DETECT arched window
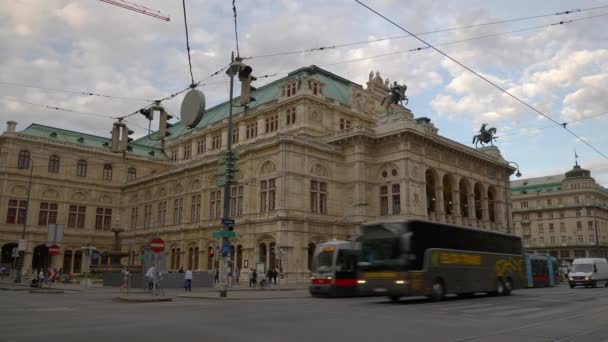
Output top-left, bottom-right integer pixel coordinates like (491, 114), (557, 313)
(48, 155), (60, 173)
(103, 164), (112, 180)
(236, 245), (243, 270)
(127, 167), (136, 182)
(17, 150), (30, 169)
(459, 179), (469, 218)
(76, 160), (87, 177)
(474, 183), (483, 220)
(194, 247), (199, 270)
(425, 170), (436, 215)
(443, 174), (454, 215)
(488, 186), (496, 222)
(307, 243), (316, 271)
(259, 243), (267, 265)
(269, 242), (276, 270)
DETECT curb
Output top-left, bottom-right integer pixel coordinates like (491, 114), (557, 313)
(177, 295), (311, 301)
(29, 289), (65, 294)
(116, 296), (173, 303)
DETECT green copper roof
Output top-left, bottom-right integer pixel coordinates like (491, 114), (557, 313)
(17, 124), (168, 160)
(133, 65), (356, 147)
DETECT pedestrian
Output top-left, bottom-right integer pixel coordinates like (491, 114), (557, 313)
(249, 269), (254, 287)
(145, 266), (156, 291)
(214, 269), (219, 285)
(38, 269), (44, 288)
(267, 269), (273, 286)
(235, 268), (240, 285)
(273, 269), (278, 285)
(178, 266), (184, 273)
(58, 268), (64, 282)
(184, 269), (193, 292)
(121, 267), (130, 290)
(252, 269), (257, 287)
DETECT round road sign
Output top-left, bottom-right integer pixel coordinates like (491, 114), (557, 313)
(49, 244), (61, 256)
(150, 238), (165, 253)
(180, 89), (205, 128)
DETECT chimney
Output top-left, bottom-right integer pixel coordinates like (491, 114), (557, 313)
(6, 121), (17, 135)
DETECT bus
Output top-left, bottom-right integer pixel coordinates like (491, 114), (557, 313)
(309, 240), (359, 297)
(524, 253), (560, 287)
(357, 220), (525, 302)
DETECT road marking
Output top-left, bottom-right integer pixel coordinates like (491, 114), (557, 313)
(463, 305), (516, 314)
(493, 307), (542, 316)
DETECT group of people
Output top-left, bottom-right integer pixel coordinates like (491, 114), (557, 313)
(248, 268), (280, 288)
(213, 268), (241, 287)
(30, 268), (63, 288)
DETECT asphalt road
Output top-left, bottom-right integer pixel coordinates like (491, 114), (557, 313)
(2, 285), (608, 342)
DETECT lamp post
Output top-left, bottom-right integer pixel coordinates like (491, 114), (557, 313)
(14, 157), (34, 283)
(504, 161), (522, 235)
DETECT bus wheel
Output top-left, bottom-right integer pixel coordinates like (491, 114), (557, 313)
(569, 284), (575, 289)
(592, 281), (597, 288)
(492, 279), (505, 296)
(389, 296), (400, 302)
(430, 280), (445, 301)
(503, 278), (513, 296)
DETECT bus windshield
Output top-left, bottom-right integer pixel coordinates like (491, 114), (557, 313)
(572, 264), (593, 273)
(314, 251), (334, 273)
(360, 238), (404, 270)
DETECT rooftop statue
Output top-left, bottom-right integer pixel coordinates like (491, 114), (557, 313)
(381, 81), (409, 111)
(472, 123), (497, 148)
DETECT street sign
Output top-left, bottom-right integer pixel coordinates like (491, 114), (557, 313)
(18, 239), (26, 251)
(222, 219), (235, 225)
(47, 224), (64, 246)
(212, 231), (236, 239)
(150, 238), (165, 253)
(221, 244), (230, 256)
(11, 247), (18, 258)
(49, 244), (61, 256)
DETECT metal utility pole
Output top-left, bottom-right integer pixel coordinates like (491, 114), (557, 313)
(15, 157), (33, 283)
(219, 52), (242, 297)
(505, 161), (521, 235)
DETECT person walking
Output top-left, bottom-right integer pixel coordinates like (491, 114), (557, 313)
(214, 269), (219, 286)
(272, 269), (278, 285)
(145, 266), (156, 291)
(266, 269), (273, 287)
(235, 268), (240, 285)
(184, 269), (193, 292)
(252, 269), (257, 288)
(38, 269), (44, 288)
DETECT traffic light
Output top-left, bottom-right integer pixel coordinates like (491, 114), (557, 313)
(228, 225), (234, 232)
(139, 108), (153, 120)
(127, 129), (134, 143)
(238, 65), (257, 106)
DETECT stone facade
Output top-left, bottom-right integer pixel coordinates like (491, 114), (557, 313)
(0, 66), (515, 276)
(511, 164), (608, 261)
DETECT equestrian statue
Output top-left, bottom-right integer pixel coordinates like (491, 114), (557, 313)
(472, 123), (497, 148)
(381, 81), (409, 111)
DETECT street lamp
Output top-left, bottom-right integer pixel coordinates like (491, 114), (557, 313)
(504, 161), (522, 235)
(14, 157), (34, 283)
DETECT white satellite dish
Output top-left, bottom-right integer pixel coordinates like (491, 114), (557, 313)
(181, 89), (206, 128)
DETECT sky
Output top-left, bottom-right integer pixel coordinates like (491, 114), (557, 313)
(1, 0), (608, 185)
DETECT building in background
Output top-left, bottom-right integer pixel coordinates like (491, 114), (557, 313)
(0, 66), (515, 277)
(511, 163), (608, 261)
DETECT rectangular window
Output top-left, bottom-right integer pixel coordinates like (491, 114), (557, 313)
(191, 194), (201, 223)
(575, 196), (580, 204)
(547, 199), (552, 206)
(260, 179), (276, 212)
(576, 210), (581, 217)
(578, 235), (583, 243)
(211, 134), (221, 150)
(310, 180), (327, 214)
(521, 201), (528, 209)
(286, 82), (297, 97)
(158, 201), (167, 226)
(588, 221), (594, 231)
(143, 204), (152, 229)
(312, 82), (318, 95)
(197, 138), (206, 154)
(537, 212), (542, 219)
(173, 198), (183, 225)
(38, 202), (58, 226)
(540, 236), (545, 244)
(549, 223), (554, 233)
(68, 205), (86, 229)
(560, 211), (565, 218)
(209, 190), (221, 220)
(392, 184), (401, 215)
(130, 207), (138, 230)
(550, 236), (555, 244)
(560, 222), (566, 232)
(590, 235), (595, 242)
(286, 107), (296, 125)
(232, 127), (240, 144)
(586, 209), (592, 216)
(6, 199), (27, 225)
(562, 236), (567, 244)
(558, 198), (563, 205)
(246, 122), (258, 139)
(538, 223), (544, 233)
(265, 114), (278, 133)
(380, 186), (388, 216)
(577, 221), (582, 231)
(339, 118), (351, 130)
(171, 150), (178, 161)
(95, 208), (112, 230)
(230, 185), (244, 217)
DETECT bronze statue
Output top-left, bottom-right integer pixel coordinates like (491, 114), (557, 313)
(381, 81), (409, 110)
(472, 123), (497, 147)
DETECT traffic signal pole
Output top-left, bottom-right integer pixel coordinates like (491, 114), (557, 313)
(220, 52), (241, 297)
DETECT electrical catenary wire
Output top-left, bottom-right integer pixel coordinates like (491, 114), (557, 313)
(242, 5), (608, 60)
(0, 97), (116, 120)
(354, 0), (608, 161)
(497, 112), (608, 138)
(181, 0), (195, 86)
(0, 81), (154, 102)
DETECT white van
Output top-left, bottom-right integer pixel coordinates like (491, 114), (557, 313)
(568, 258), (608, 288)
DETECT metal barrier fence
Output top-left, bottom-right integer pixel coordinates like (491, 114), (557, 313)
(103, 271), (213, 289)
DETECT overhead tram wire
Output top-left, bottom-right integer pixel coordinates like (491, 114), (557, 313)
(233, 0), (241, 57)
(0, 97), (115, 120)
(242, 4), (608, 61)
(498, 112), (608, 139)
(354, 0), (608, 161)
(0, 81), (154, 102)
(182, 0), (195, 87)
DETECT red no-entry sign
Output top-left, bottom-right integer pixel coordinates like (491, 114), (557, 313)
(150, 238), (165, 253)
(49, 244), (61, 256)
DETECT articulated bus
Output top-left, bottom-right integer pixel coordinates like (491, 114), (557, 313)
(310, 240), (359, 297)
(357, 220), (525, 302)
(524, 253), (560, 287)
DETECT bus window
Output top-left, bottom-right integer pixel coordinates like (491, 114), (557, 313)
(314, 250), (334, 273)
(336, 250), (357, 272)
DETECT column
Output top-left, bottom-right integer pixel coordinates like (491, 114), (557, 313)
(452, 184), (461, 226)
(435, 185), (445, 222)
(70, 253), (75, 274)
(482, 194), (490, 228)
(468, 192), (476, 226)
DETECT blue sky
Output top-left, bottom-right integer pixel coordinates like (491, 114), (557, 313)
(1, 0), (607, 184)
